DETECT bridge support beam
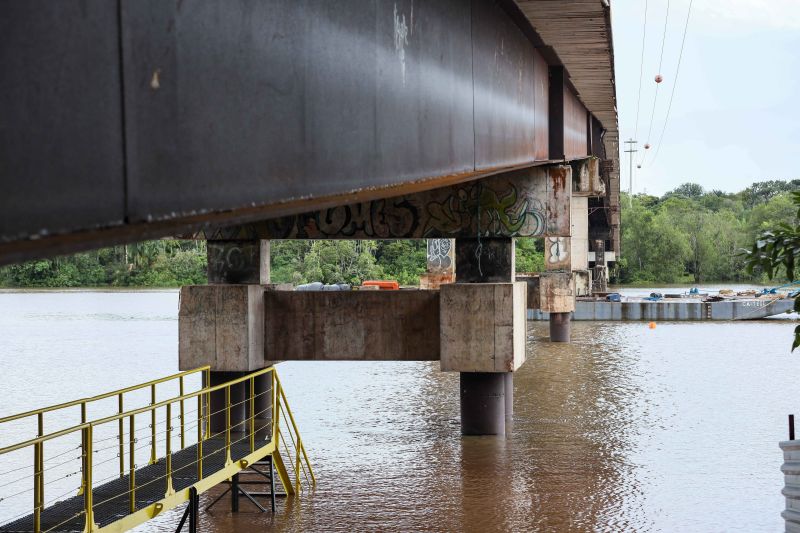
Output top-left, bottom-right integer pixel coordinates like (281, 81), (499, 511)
(452, 238), (518, 436)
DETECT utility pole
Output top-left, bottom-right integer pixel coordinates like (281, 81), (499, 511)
(623, 139), (638, 208)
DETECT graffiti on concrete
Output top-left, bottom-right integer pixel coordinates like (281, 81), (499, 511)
(427, 239), (454, 273)
(195, 166), (571, 240)
(545, 236), (570, 271)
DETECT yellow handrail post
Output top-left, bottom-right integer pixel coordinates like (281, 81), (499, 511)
(149, 384), (157, 465)
(78, 402), (87, 496)
(179, 376), (186, 450)
(204, 368), (211, 439)
(165, 403), (174, 496)
(129, 415), (135, 514)
(224, 385), (231, 465)
(295, 444), (301, 494)
(249, 376), (255, 453)
(118, 393), (124, 478)
(33, 413), (43, 533)
(196, 395), (203, 481)
(82, 425), (97, 533)
(272, 373), (278, 445)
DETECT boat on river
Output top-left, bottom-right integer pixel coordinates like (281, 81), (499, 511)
(528, 291), (796, 321)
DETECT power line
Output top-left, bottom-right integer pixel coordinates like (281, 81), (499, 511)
(633, 0), (649, 141)
(640, 0), (671, 167)
(652, 0), (694, 165)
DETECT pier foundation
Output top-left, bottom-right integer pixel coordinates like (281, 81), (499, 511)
(549, 312), (571, 342)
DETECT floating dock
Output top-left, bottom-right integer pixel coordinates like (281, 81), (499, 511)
(528, 295), (795, 321)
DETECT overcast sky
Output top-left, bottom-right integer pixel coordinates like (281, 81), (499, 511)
(611, 0), (800, 195)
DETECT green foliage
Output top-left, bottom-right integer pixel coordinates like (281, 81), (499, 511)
(271, 240), (387, 285)
(374, 241), (427, 285)
(618, 180), (800, 284)
(515, 238), (544, 273)
(745, 191), (800, 350)
(0, 241), (208, 288)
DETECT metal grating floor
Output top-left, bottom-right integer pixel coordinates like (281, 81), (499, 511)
(1, 438), (264, 533)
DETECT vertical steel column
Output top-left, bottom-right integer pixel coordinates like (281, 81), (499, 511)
(454, 237), (514, 436)
(129, 415), (136, 514)
(118, 394), (124, 477)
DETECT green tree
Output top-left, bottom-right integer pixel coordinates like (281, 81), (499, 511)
(745, 191), (800, 349)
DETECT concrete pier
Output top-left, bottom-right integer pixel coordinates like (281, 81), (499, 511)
(454, 237), (516, 436)
(205, 239), (271, 435)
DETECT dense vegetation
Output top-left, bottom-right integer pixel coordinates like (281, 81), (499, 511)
(1, 180), (796, 288)
(0, 241), (208, 288)
(0, 237), (544, 288)
(618, 180), (800, 284)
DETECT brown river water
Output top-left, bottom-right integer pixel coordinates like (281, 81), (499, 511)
(0, 290), (797, 532)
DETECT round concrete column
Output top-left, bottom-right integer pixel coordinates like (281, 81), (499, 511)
(504, 372), (514, 428)
(208, 371), (247, 435)
(460, 372), (506, 436)
(549, 312), (571, 342)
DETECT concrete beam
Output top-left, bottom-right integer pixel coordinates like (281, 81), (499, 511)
(264, 290), (440, 361)
(440, 282), (527, 373)
(190, 165), (572, 240)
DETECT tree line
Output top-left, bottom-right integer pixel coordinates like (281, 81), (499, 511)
(1, 179), (796, 288)
(618, 180), (800, 284)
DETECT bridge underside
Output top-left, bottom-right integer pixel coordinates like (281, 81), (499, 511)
(0, 0), (618, 266)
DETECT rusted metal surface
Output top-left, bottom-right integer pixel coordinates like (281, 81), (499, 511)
(0, 0), (619, 264)
(533, 50), (550, 160)
(548, 66), (565, 160)
(564, 86), (588, 159)
(472, 0), (538, 168)
(193, 166), (572, 240)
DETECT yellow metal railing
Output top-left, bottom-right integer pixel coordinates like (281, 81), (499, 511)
(0, 367), (314, 533)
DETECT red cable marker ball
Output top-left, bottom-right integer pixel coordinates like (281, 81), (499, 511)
(655, 74), (663, 83)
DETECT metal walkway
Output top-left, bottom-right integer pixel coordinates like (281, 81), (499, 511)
(0, 367), (314, 533)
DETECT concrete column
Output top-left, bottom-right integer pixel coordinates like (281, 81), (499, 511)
(460, 373), (506, 436)
(504, 372), (514, 428)
(208, 371), (247, 435)
(455, 238), (515, 283)
(205, 239), (271, 435)
(455, 237), (513, 436)
(420, 239), (456, 289)
(549, 312), (571, 342)
(593, 238), (608, 293)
